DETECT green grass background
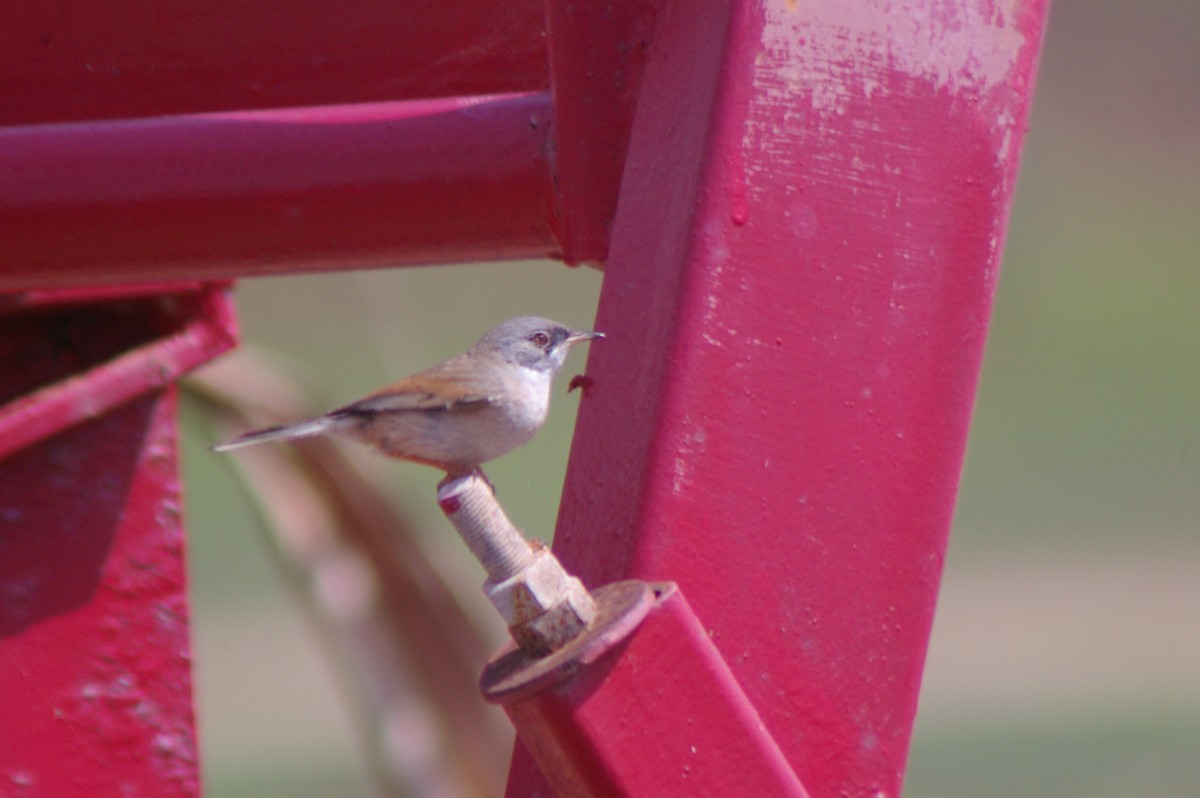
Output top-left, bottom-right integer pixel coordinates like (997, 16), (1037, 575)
(181, 3), (1200, 795)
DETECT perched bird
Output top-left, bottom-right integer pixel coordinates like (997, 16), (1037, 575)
(213, 316), (603, 476)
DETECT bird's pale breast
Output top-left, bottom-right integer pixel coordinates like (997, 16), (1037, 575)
(349, 365), (550, 471)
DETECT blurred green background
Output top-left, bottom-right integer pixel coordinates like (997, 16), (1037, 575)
(181, 2), (1200, 796)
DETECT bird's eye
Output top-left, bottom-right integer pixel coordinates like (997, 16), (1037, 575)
(529, 331), (551, 349)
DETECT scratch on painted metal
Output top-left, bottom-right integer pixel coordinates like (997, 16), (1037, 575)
(696, 216), (733, 350)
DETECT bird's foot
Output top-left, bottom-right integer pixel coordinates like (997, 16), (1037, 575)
(438, 467), (496, 496)
(474, 467), (497, 495)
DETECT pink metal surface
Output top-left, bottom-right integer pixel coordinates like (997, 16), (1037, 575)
(0, 94), (557, 291)
(0, 388), (198, 796)
(491, 582), (810, 798)
(0, 286), (236, 795)
(508, 2), (1048, 797)
(542, 0), (658, 265)
(0, 285), (237, 457)
(1, 1), (547, 126)
(2, 1), (1049, 793)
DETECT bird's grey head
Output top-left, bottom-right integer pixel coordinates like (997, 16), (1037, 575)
(475, 316), (604, 374)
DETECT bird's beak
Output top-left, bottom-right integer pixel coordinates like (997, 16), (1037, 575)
(564, 330), (605, 346)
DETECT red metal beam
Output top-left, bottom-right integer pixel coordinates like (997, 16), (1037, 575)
(0, 284), (236, 796)
(0, 390), (195, 797)
(1, 2), (1049, 794)
(509, 1), (1048, 796)
(1, 1), (547, 126)
(0, 94), (558, 291)
(0, 285), (236, 457)
(487, 582), (810, 797)
(542, 0), (659, 265)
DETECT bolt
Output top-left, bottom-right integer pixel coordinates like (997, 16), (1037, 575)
(436, 471), (596, 655)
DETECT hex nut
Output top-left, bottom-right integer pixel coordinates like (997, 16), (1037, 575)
(485, 549), (597, 654)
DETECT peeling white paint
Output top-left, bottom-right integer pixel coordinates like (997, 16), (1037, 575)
(762, 0), (1028, 106)
(671, 455), (691, 495)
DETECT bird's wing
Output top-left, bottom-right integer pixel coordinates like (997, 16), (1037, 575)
(328, 355), (499, 417)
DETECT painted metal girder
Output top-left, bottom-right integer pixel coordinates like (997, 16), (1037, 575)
(0, 285), (236, 796)
(507, 1), (1049, 796)
(490, 582), (811, 797)
(1, 1), (547, 126)
(0, 1), (1048, 794)
(0, 95), (557, 291)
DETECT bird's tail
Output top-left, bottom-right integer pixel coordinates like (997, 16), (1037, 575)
(211, 417), (334, 452)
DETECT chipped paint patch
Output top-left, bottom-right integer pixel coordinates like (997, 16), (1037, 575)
(760, 0), (1029, 109)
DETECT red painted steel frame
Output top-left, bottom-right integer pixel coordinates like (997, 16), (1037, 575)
(1, 1), (548, 126)
(507, 1), (1048, 797)
(542, 2), (656, 265)
(0, 286), (236, 796)
(0, 94), (557, 291)
(496, 584), (810, 798)
(0, 0), (1048, 795)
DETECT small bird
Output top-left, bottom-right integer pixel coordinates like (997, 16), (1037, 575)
(213, 316), (603, 476)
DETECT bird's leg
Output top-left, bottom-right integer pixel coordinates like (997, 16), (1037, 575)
(474, 466), (497, 496)
(438, 467), (496, 496)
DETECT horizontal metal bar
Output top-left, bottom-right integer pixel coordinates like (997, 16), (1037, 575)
(0, 93), (559, 291)
(1, 1), (548, 126)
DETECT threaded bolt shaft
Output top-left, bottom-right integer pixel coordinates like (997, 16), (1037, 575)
(436, 472), (535, 583)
